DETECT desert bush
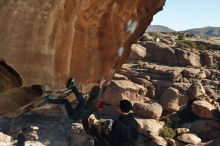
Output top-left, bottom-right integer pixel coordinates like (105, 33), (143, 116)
(200, 35), (209, 40)
(148, 32), (161, 41)
(42, 139), (51, 146)
(176, 40), (211, 51)
(176, 40), (196, 49)
(198, 44), (208, 50)
(159, 126), (175, 139)
(137, 60), (145, 69)
(177, 33), (185, 40)
(165, 118), (174, 128)
(211, 45), (220, 51)
(159, 118), (175, 139)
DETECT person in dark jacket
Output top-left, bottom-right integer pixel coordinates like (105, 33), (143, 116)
(16, 128), (27, 146)
(109, 99), (139, 146)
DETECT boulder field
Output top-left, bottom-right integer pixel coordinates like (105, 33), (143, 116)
(103, 32), (220, 145)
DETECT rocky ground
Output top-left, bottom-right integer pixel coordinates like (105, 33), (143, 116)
(103, 32), (220, 146)
(0, 32), (220, 146)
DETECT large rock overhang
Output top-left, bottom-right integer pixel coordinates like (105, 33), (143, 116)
(0, 0), (165, 116)
(0, 0), (165, 88)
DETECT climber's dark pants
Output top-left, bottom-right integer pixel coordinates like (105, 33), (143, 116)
(48, 91), (85, 120)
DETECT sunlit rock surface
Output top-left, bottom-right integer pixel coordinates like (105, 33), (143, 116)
(0, 0), (165, 115)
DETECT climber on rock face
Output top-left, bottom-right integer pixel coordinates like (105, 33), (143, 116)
(44, 78), (106, 131)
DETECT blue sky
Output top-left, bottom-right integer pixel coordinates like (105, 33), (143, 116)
(151, 0), (220, 31)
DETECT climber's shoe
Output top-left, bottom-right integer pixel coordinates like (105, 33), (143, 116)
(67, 77), (76, 90)
(43, 95), (53, 103)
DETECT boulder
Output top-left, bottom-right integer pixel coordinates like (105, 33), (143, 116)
(0, 132), (12, 144)
(204, 70), (212, 79)
(117, 68), (133, 78)
(129, 44), (147, 60)
(139, 33), (154, 42)
(204, 137), (220, 146)
(25, 141), (45, 146)
(197, 70), (208, 79)
(177, 133), (201, 145)
(175, 128), (190, 135)
(204, 88), (218, 99)
(181, 68), (200, 79)
(143, 42), (178, 65)
(140, 63), (182, 81)
(71, 123), (94, 146)
(133, 102), (163, 120)
(213, 52), (220, 67)
(191, 120), (220, 134)
(160, 37), (174, 45)
(191, 100), (216, 119)
(176, 48), (201, 67)
(201, 52), (214, 67)
(152, 80), (172, 97)
(136, 118), (164, 139)
(172, 83), (191, 92)
(131, 78), (152, 87)
(131, 78), (156, 98)
(182, 68), (206, 80)
(187, 82), (207, 100)
(112, 73), (128, 80)
(152, 136), (168, 146)
(167, 138), (185, 146)
(0, 87), (41, 116)
(159, 87), (189, 112)
(104, 80), (147, 106)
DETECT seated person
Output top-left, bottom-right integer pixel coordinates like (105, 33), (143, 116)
(88, 114), (112, 146)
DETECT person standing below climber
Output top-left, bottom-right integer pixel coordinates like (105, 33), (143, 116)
(16, 128), (27, 146)
(108, 99), (139, 146)
(44, 78), (106, 133)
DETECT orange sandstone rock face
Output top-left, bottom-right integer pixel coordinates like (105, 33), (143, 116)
(0, 0), (165, 87)
(0, 0), (165, 115)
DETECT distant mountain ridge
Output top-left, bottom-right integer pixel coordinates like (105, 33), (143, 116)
(146, 25), (175, 32)
(147, 25), (220, 37)
(184, 26), (220, 37)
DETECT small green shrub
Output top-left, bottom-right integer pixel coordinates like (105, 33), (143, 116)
(176, 40), (210, 50)
(177, 33), (185, 40)
(176, 40), (196, 49)
(198, 44), (208, 50)
(148, 32), (161, 41)
(159, 118), (175, 139)
(211, 45), (220, 51)
(165, 118), (174, 128)
(42, 139), (51, 146)
(159, 126), (175, 139)
(137, 60), (145, 69)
